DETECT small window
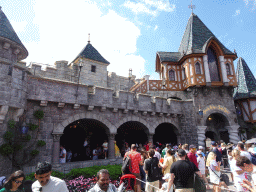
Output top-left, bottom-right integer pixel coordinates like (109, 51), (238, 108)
(91, 65), (96, 73)
(169, 70), (175, 81)
(226, 63), (231, 75)
(182, 67), (186, 80)
(8, 66), (13, 76)
(195, 62), (201, 74)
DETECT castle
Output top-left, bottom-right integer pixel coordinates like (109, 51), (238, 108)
(0, 6), (255, 175)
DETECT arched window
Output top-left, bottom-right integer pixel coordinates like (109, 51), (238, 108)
(195, 62), (201, 74)
(226, 63), (231, 75)
(207, 47), (221, 81)
(169, 70), (175, 81)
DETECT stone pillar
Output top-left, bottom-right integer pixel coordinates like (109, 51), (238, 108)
(197, 126), (207, 148)
(219, 56), (228, 86)
(108, 134), (116, 159)
(144, 75), (150, 92)
(52, 133), (62, 164)
(203, 55), (211, 86)
(148, 133), (154, 144)
(228, 125), (240, 144)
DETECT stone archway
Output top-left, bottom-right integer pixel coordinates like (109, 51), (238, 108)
(197, 105), (240, 148)
(52, 112), (117, 164)
(60, 118), (110, 162)
(116, 121), (149, 156)
(154, 123), (179, 146)
(205, 113), (230, 143)
(53, 112), (117, 134)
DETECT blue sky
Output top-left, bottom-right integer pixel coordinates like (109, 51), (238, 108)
(2, 0), (256, 79)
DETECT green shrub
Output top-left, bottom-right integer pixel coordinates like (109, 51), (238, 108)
(0, 144), (13, 156)
(30, 150), (39, 156)
(65, 164), (122, 180)
(8, 120), (16, 129)
(13, 144), (23, 151)
(52, 170), (65, 179)
(3, 131), (14, 141)
(37, 140), (46, 147)
(25, 172), (36, 181)
(25, 164), (122, 181)
(25, 134), (32, 141)
(29, 123), (39, 131)
(34, 110), (44, 119)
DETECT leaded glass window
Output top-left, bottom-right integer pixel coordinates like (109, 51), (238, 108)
(207, 47), (221, 81)
(169, 70), (175, 81)
(195, 62), (201, 74)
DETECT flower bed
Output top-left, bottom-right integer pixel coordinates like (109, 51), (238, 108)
(65, 175), (120, 192)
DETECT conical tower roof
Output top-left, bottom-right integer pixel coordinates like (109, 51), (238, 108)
(73, 42), (110, 65)
(178, 13), (234, 55)
(156, 13), (235, 68)
(233, 57), (256, 100)
(0, 7), (28, 60)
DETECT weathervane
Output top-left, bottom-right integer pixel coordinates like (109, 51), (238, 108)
(188, 0), (195, 14)
(88, 33), (90, 44)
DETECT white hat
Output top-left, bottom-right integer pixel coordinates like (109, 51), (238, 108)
(197, 151), (202, 155)
(199, 146), (203, 150)
(162, 173), (171, 180)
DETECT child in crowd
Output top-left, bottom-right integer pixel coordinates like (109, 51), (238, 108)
(160, 173), (173, 192)
(197, 151), (210, 190)
(227, 149), (234, 182)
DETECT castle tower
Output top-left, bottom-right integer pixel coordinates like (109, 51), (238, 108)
(71, 38), (110, 87)
(154, 13), (240, 146)
(0, 7), (29, 175)
(234, 58), (256, 135)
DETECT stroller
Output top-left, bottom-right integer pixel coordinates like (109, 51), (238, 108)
(118, 174), (136, 192)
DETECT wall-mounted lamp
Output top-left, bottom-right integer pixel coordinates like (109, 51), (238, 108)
(19, 122), (29, 135)
(208, 116), (212, 121)
(198, 106), (203, 117)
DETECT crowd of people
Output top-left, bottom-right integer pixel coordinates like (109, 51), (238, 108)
(1, 139), (256, 192)
(121, 140), (256, 192)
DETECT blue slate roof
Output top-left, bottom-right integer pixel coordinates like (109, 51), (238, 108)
(73, 42), (110, 65)
(0, 7), (26, 49)
(157, 52), (182, 63)
(233, 57), (256, 100)
(157, 14), (235, 63)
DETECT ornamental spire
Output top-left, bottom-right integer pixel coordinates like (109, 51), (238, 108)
(188, 0), (195, 14)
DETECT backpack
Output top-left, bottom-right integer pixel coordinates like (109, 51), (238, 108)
(148, 157), (161, 181)
(122, 152), (131, 174)
(220, 173), (230, 186)
(250, 153), (256, 165)
(194, 173), (206, 192)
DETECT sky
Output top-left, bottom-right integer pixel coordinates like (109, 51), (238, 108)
(2, 0), (256, 79)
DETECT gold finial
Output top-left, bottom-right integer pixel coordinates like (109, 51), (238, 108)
(188, 0), (195, 14)
(88, 33), (90, 44)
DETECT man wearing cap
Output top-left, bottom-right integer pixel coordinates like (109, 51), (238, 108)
(167, 149), (201, 192)
(187, 144), (198, 168)
(211, 141), (222, 163)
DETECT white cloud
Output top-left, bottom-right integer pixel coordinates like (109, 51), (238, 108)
(10, 20), (27, 33)
(154, 25), (158, 30)
(124, 0), (175, 17)
(233, 9), (241, 16)
(243, 0), (256, 10)
(23, 0), (145, 78)
(123, 1), (157, 16)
